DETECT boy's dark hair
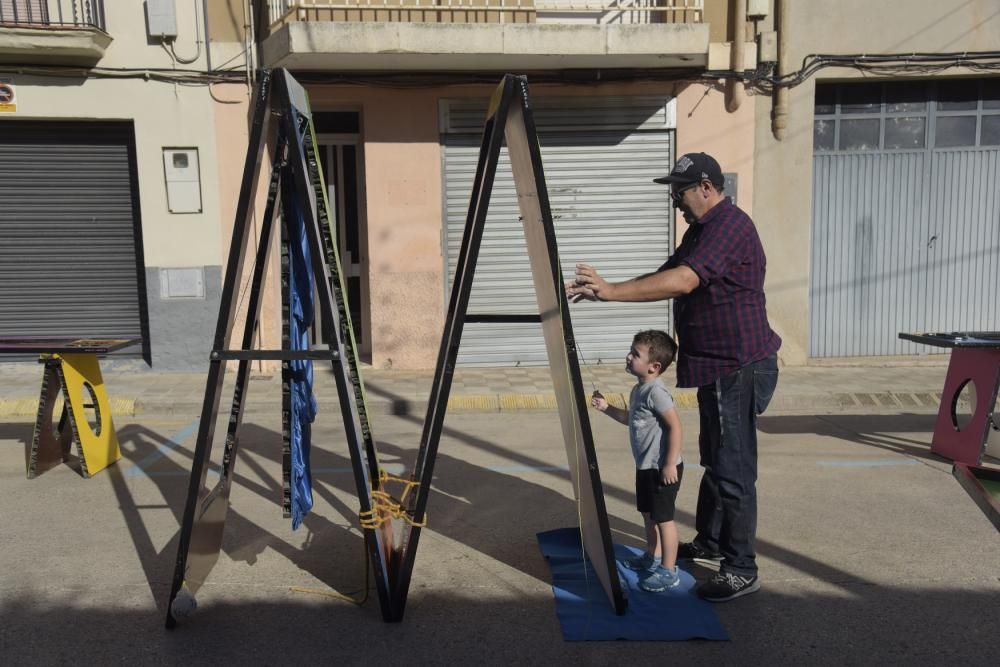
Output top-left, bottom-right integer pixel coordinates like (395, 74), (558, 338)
(633, 330), (677, 369)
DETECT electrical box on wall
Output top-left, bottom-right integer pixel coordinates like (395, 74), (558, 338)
(747, 0), (770, 19)
(159, 267), (205, 299)
(162, 148), (202, 214)
(747, 0), (769, 19)
(723, 173), (738, 206)
(758, 31), (778, 64)
(146, 0), (178, 40)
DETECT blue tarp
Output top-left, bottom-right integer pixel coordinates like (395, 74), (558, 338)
(286, 192), (317, 530)
(537, 528), (729, 641)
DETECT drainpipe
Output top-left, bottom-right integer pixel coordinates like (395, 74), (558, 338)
(725, 0), (747, 112)
(201, 0), (212, 71)
(772, 0), (790, 139)
(244, 0), (256, 86)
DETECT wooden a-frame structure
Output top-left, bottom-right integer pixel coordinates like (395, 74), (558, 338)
(165, 70), (626, 627)
(390, 74), (627, 617)
(165, 69), (395, 626)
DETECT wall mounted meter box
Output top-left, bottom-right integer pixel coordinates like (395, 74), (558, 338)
(146, 0), (178, 39)
(162, 148), (202, 214)
(723, 172), (738, 206)
(159, 267), (205, 299)
(747, 0), (769, 18)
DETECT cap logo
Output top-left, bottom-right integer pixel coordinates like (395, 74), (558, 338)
(673, 155), (693, 173)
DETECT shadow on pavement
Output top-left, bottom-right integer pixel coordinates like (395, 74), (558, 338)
(0, 588), (995, 663)
(108, 423), (364, 616)
(759, 413), (942, 462)
(8, 386), (987, 660)
(102, 417), (644, 618)
(356, 381), (913, 594)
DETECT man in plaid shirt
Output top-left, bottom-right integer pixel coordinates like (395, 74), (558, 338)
(568, 152), (781, 602)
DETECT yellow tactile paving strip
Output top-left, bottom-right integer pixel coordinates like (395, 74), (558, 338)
(0, 397), (136, 417)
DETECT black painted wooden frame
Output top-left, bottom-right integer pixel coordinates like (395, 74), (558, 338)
(390, 75), (627, 618)
(165, 69), (396, 626)
(165, 71), (627, 626)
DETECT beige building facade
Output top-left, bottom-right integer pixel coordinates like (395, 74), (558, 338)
(257, 0), (763, 369)
(3, 1), (996, 371)
(753, 0), (1000, 364)
(269, 0), (997, 370)
(0, 0), (253, 368)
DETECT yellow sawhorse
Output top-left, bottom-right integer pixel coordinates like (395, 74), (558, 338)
(0, 337), (140, 479)
(29, 353), (123, 478)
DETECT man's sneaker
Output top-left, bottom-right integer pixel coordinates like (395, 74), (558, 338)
(697, 571), (760, 602)
(677, 541), (723, 565)
(639, 566), (681, 592)
(622, 552), (660, 572)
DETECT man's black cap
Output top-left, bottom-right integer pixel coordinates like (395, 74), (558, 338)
(653, 152), (724, 187)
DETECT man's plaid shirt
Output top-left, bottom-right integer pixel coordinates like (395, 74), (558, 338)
(661, 198), (781, 388)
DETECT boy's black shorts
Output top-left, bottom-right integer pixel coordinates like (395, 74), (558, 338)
(635, 463), (684, 523)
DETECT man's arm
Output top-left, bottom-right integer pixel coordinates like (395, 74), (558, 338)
(567, 263), (700, 302)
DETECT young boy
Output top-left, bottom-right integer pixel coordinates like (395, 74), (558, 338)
(592, 329), (683, 592)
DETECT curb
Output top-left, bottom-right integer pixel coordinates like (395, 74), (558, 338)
(0, 389), (949, 419)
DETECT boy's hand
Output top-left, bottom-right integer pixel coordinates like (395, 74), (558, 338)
(661, 464), (679, 485)
(590, 390), (608, 412)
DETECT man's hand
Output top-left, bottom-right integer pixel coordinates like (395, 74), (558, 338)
(661, 463), (679, 485)
(565, 263), (612, 302)
(564, 278), (596, 302)
(590, 390), (609, 412)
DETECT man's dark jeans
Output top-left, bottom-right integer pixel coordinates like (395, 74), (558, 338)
(692, 354), (778, 577)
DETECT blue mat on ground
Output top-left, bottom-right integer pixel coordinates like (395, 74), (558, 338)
(537, 528), (728, 641)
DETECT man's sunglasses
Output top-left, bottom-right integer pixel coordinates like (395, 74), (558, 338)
(670, 181), (700, 204)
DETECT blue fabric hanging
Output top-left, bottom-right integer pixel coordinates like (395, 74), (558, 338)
(286, 191), (317, 530)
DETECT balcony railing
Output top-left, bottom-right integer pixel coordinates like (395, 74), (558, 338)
(0, 0), (106, 31)
(267, 0), (703, 28)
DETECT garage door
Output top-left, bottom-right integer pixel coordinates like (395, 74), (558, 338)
(442, 96), (675, 365)
(0, 121), (148, 356)
(811, 79), (1000, 357)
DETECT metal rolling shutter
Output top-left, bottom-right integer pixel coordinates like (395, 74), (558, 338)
(442, 96), (674, 366)
(811, 80), (1000, 357)
(0, 121), (146, 350)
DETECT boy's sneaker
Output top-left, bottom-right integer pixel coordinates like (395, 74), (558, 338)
(697, 571), (760, 602)
(639, 566), (681, 592)
(677, 541), (723, 565)
(622, 552), (660, 572)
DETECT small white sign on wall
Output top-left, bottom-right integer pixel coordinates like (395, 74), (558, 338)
(163, 148), (203, 213)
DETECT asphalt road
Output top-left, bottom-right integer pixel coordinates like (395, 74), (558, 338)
(1, 406), (997, 665)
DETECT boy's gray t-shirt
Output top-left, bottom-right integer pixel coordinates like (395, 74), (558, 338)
(628, 378), (677, 470)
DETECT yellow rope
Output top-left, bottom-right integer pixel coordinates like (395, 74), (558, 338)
(289, 534), (371, 606)
(296, 470), (424, 605)
(380, 469), (421, 506)
(289, 585), (365, 605)
(358, 469), (427, 529)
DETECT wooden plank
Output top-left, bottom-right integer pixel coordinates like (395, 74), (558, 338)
(504, 81), (627, 615)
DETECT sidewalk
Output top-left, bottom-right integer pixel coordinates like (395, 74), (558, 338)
(0, 357), (953, 417)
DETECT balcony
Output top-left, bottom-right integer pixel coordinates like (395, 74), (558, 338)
(260, 0), (708, 71)
(0, 1), (111, 66)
